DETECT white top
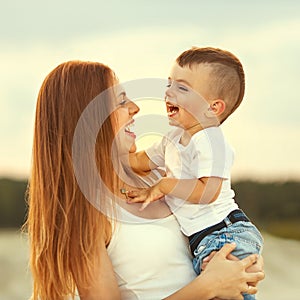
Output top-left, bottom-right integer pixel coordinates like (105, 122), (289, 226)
(107, 206), (196, 300)
(146, 126), (238, 236)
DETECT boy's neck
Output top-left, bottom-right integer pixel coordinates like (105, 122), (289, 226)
(180, 123), (203, 146)
(180, 124), (218, 146)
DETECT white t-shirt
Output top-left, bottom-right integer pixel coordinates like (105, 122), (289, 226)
(107, 209), (196, 300)
(146, 126), (238, 236)
(105, 170), (196, 299)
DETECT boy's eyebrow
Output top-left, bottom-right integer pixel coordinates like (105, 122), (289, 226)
(168, 77), (192, 87)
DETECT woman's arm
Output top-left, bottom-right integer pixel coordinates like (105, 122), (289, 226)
(78, 240), (121, 300)
(164, 243), (264, 300)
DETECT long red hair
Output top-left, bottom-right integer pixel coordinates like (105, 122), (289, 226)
(25, 61), (117, 299)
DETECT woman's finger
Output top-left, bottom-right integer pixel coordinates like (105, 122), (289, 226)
(245, 285), (258, 295)
(215, 243), (236, 258)
(240, 253), (259, 269)
(202, 251), (217, 263)
(227, 253), (239, 261)
(245, 270), (265, 284)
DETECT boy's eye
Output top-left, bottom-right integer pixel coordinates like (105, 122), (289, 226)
(119, 99), (127, 105)
(166, 81), (189, 91)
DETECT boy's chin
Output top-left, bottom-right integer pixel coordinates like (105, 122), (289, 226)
(168, 118), (181, 127)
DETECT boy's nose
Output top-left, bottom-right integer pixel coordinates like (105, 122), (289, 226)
(165, 87), (176, 99)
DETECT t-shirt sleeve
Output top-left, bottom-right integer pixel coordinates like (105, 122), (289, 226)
(192, 130), (234, 179)
(145, 136), (167, 167)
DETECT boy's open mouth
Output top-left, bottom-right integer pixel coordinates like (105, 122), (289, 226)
(166, 102), (179, 117)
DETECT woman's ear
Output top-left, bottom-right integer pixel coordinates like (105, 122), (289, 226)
(208, 99), (226, 116)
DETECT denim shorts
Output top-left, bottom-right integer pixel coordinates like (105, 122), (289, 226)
(192, 221), (263, 300)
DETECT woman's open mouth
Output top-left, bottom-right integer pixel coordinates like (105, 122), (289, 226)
(124, 120), (136, 138)
(166, 102), (179, 118)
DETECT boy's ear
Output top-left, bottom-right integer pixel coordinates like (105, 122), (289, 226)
(208, 99), (226, 116)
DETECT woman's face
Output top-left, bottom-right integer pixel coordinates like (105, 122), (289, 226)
(113, 84), (140, 153)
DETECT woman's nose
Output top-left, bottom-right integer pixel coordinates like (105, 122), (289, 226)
(128, 100), (140, 115)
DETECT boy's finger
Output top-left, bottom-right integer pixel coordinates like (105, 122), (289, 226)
(127, 196), (145, 203)
(127, 190), (139, 197)
(139, 200), (150, 211)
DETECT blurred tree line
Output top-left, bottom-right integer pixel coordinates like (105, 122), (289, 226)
(0, 178), (299, 240)
(233, 180), (300, 240)
(0, 178), (27, 228)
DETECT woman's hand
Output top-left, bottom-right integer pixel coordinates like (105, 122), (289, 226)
(202, 248), (264, 288)
(200, 243), (264, 300)
(164, 243), (264, 300)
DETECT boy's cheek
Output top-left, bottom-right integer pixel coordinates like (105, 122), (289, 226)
(177, 94), (209, 120)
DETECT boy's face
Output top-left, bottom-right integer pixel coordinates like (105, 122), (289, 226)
(165, 62), (215, 130)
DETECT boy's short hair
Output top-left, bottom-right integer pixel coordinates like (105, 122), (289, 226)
(176, 47), (245, 123)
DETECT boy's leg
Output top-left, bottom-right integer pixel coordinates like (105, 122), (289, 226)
(192, 221), (263, 300)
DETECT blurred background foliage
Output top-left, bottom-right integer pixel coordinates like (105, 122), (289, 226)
(233, 180), (300, 240)
(0, 178), (299, 240)
(0, 178), (28, 228)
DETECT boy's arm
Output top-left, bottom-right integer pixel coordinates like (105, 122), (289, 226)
(162, 176), (223, 204)
(128, 176), (223, 208)
(129, 150), (158, 175)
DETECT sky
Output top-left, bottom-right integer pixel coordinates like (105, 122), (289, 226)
(1, 0), (300, 181)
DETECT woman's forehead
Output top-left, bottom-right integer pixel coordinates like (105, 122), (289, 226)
(113, 82), (125, 95)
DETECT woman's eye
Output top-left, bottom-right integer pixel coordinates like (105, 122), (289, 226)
(166, 83), (171, 88)
(179, 85), (188, 92)
(118, 93), (128, 105)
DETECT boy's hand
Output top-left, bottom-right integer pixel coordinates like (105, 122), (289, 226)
(127, 185), (164, 210)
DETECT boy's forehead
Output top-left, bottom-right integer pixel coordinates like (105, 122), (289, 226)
(169, 62), (212, 88)
(170, 62), (211, 80)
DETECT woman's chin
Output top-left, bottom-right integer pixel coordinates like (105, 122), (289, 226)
(129, 143), (137, 153)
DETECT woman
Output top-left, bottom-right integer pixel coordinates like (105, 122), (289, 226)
(25, 61), (264, 300)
